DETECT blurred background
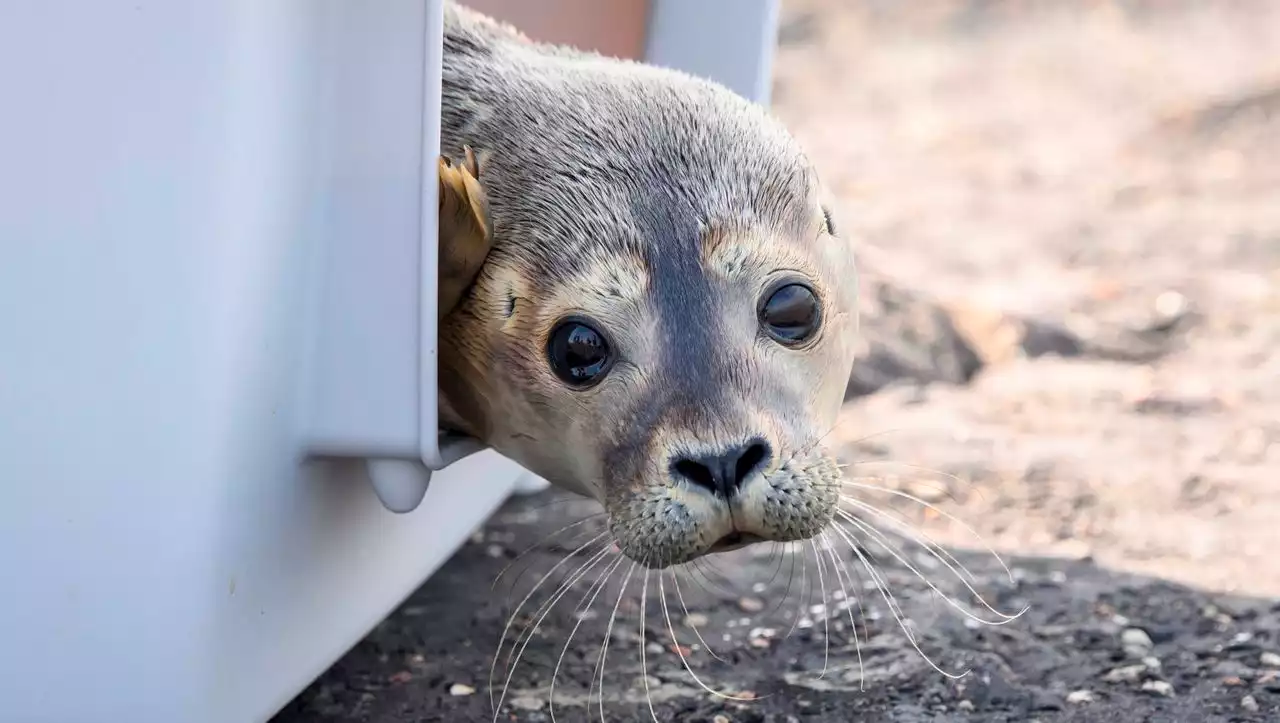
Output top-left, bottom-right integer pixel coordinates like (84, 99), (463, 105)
(777, 0), (1280, 598)
(280, 1), (1280, 720)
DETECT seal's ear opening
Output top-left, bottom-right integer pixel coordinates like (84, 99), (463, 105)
(437, 145), (493, 319)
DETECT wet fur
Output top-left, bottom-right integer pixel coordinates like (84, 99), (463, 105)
(436, 1), (859, 568)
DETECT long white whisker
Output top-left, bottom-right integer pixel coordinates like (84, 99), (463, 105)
(839, 481), (1018, 585)
(640, 569), (660, 723)
(659, 570), (762, 701)
(493, 544), (614, 721)
(670, 568), (726, 663)
(549, 555), (624, 722)
(782, 545), (810, 641)
(808, 537), (832, 679)
(835, 507), (1024, 625)
(594, 562), (636, 723)
(827, 522), (969, 680)
(819, 532), (865, 691)
(489, 531), (611, 710)
(492, 514), (604, 591)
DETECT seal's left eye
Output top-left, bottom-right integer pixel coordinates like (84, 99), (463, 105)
(759, 282), (821, 345)
(547, 319), (613, 387)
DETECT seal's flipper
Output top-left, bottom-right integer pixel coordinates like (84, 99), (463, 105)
(437, 145), (491, 320)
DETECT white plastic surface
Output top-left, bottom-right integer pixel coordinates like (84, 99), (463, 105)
(0, 2), (523, 722)
(646, 0), (782, 105)
(0, 1), (783, 721)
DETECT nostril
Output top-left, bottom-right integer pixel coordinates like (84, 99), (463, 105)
(734, 441), (769, 486)
(673, 459), (717, 493)
(671, 438), (773, 497)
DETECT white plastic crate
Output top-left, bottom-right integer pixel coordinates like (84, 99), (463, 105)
(0, 2), (779, 722)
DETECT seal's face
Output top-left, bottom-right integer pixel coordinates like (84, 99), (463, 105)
(439, 68), (858, 568)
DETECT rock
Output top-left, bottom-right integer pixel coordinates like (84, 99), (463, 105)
(958, 700), (975, 712)
(1121, 628), (1155, 657)
(1141, 680), (1175, 697)
(683, 613), (710, 628)
(1103, 664), (1149, 683)
(1242, 695), (1260, 713)
(1066, 690), (1096, 704)
(1261, 651), (1280, 668)
(738, 597), (765, 613)
(844, 278), (984, 399)
(448, 683), (476, 696)
(509, 696), (544, 711)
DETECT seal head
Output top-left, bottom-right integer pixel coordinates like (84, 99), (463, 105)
(437, 4), (858, 569)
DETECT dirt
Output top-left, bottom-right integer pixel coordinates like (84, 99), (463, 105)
(273, 1), (1280, 721)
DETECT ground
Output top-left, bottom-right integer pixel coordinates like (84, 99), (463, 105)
(273, 1), (1280, 721)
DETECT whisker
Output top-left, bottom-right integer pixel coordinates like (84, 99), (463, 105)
(818, 531), (866, 691)
(808, 537), (832, 679)
(491, 513), (606, 592)
(838, 481), (1023, 589)
(841, 459), (991, 502)
(764, 543), (800, 620)
(827, 522), (970, 680)
(640, 569), (660, 723)
(781, 545), (810, 641)
(834, 507), (1024, 626)
(549, 555), (624, 722)
(493, 543), (615, 721)
(670, 568), (726, 663)
(658, 571), (764, 701)
(593, 562), (637, 723)
(489, 531), (611, 710)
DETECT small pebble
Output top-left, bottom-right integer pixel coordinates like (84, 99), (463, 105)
(739, 597), (764, 613)
(1121, 628), (1154, 655)
(449, 683), (476, 696)
(1242, 695), (1260, 712)
(1261, 652), (1280, 668)
(647, 642), (665, 655)
(713, 715), (731, 723)
(1154, 290), (1188, 320)
(1142, 656), (1162, 671)
(1066, 690), (1095, 704)
(510, 696), (544, 711)
(684, 613), (709, 627)
(388, 671), (412, 685)
(1141, 680), (1174, 697)
(1104, 664), (1148, 683)
(957, 700), (975, 712)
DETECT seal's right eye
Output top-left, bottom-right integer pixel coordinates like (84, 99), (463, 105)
(547, 318), (613, 388)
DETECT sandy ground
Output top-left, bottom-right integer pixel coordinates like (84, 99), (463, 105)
(275, 1), (1280, 720)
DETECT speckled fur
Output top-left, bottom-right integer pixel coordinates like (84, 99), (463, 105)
(437, 1), (859, 568)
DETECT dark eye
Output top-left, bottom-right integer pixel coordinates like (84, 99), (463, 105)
(759, 282), (821, 345)
(547, 318), (613, 387)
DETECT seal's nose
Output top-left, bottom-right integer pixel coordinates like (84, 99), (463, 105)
(671, 439), (772, 498)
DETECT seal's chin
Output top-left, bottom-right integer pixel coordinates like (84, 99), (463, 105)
(705, 531), (766, 555)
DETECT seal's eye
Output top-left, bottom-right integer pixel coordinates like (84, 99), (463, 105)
(759, 282), (821, 345)
(547, 319), (613, 387)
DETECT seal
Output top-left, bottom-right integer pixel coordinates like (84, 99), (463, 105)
(434, 1), (859, 570)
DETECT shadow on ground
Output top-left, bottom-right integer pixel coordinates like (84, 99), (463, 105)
(275, 492), (1280, 722)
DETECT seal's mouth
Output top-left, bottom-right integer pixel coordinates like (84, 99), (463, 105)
(706, 531), (765, 555)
